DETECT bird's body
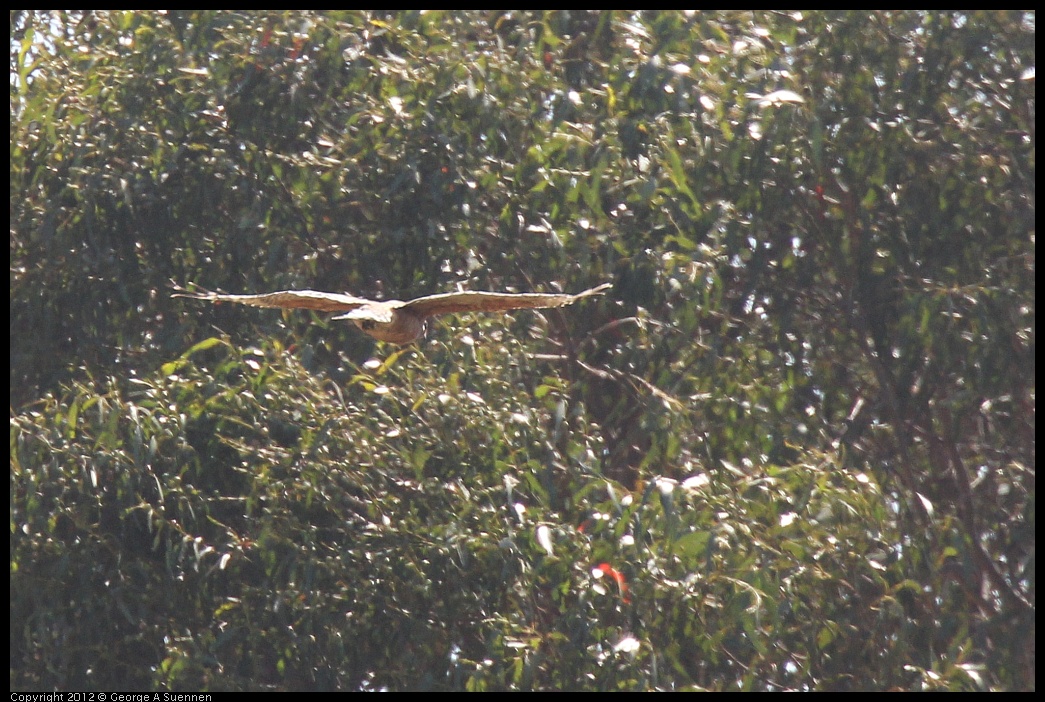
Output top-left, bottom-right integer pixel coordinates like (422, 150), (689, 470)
(174, 283), (610, 344)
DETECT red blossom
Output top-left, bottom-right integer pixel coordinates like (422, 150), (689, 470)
(596, 562), (631, 603)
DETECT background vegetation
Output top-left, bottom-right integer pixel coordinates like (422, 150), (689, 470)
(11, 10), (1034, 691)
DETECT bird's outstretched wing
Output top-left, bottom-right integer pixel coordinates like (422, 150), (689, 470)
(401, 283), (611, 319)
(173, 285), (373, 313)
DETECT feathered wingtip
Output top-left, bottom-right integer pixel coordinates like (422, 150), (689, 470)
(577, 282), (613, 299)
(170, 280), (217, 299)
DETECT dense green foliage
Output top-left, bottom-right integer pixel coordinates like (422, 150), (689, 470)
(11, 10), (1034, 690)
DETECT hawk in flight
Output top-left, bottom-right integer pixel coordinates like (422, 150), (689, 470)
(175, 282), (611, 344)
